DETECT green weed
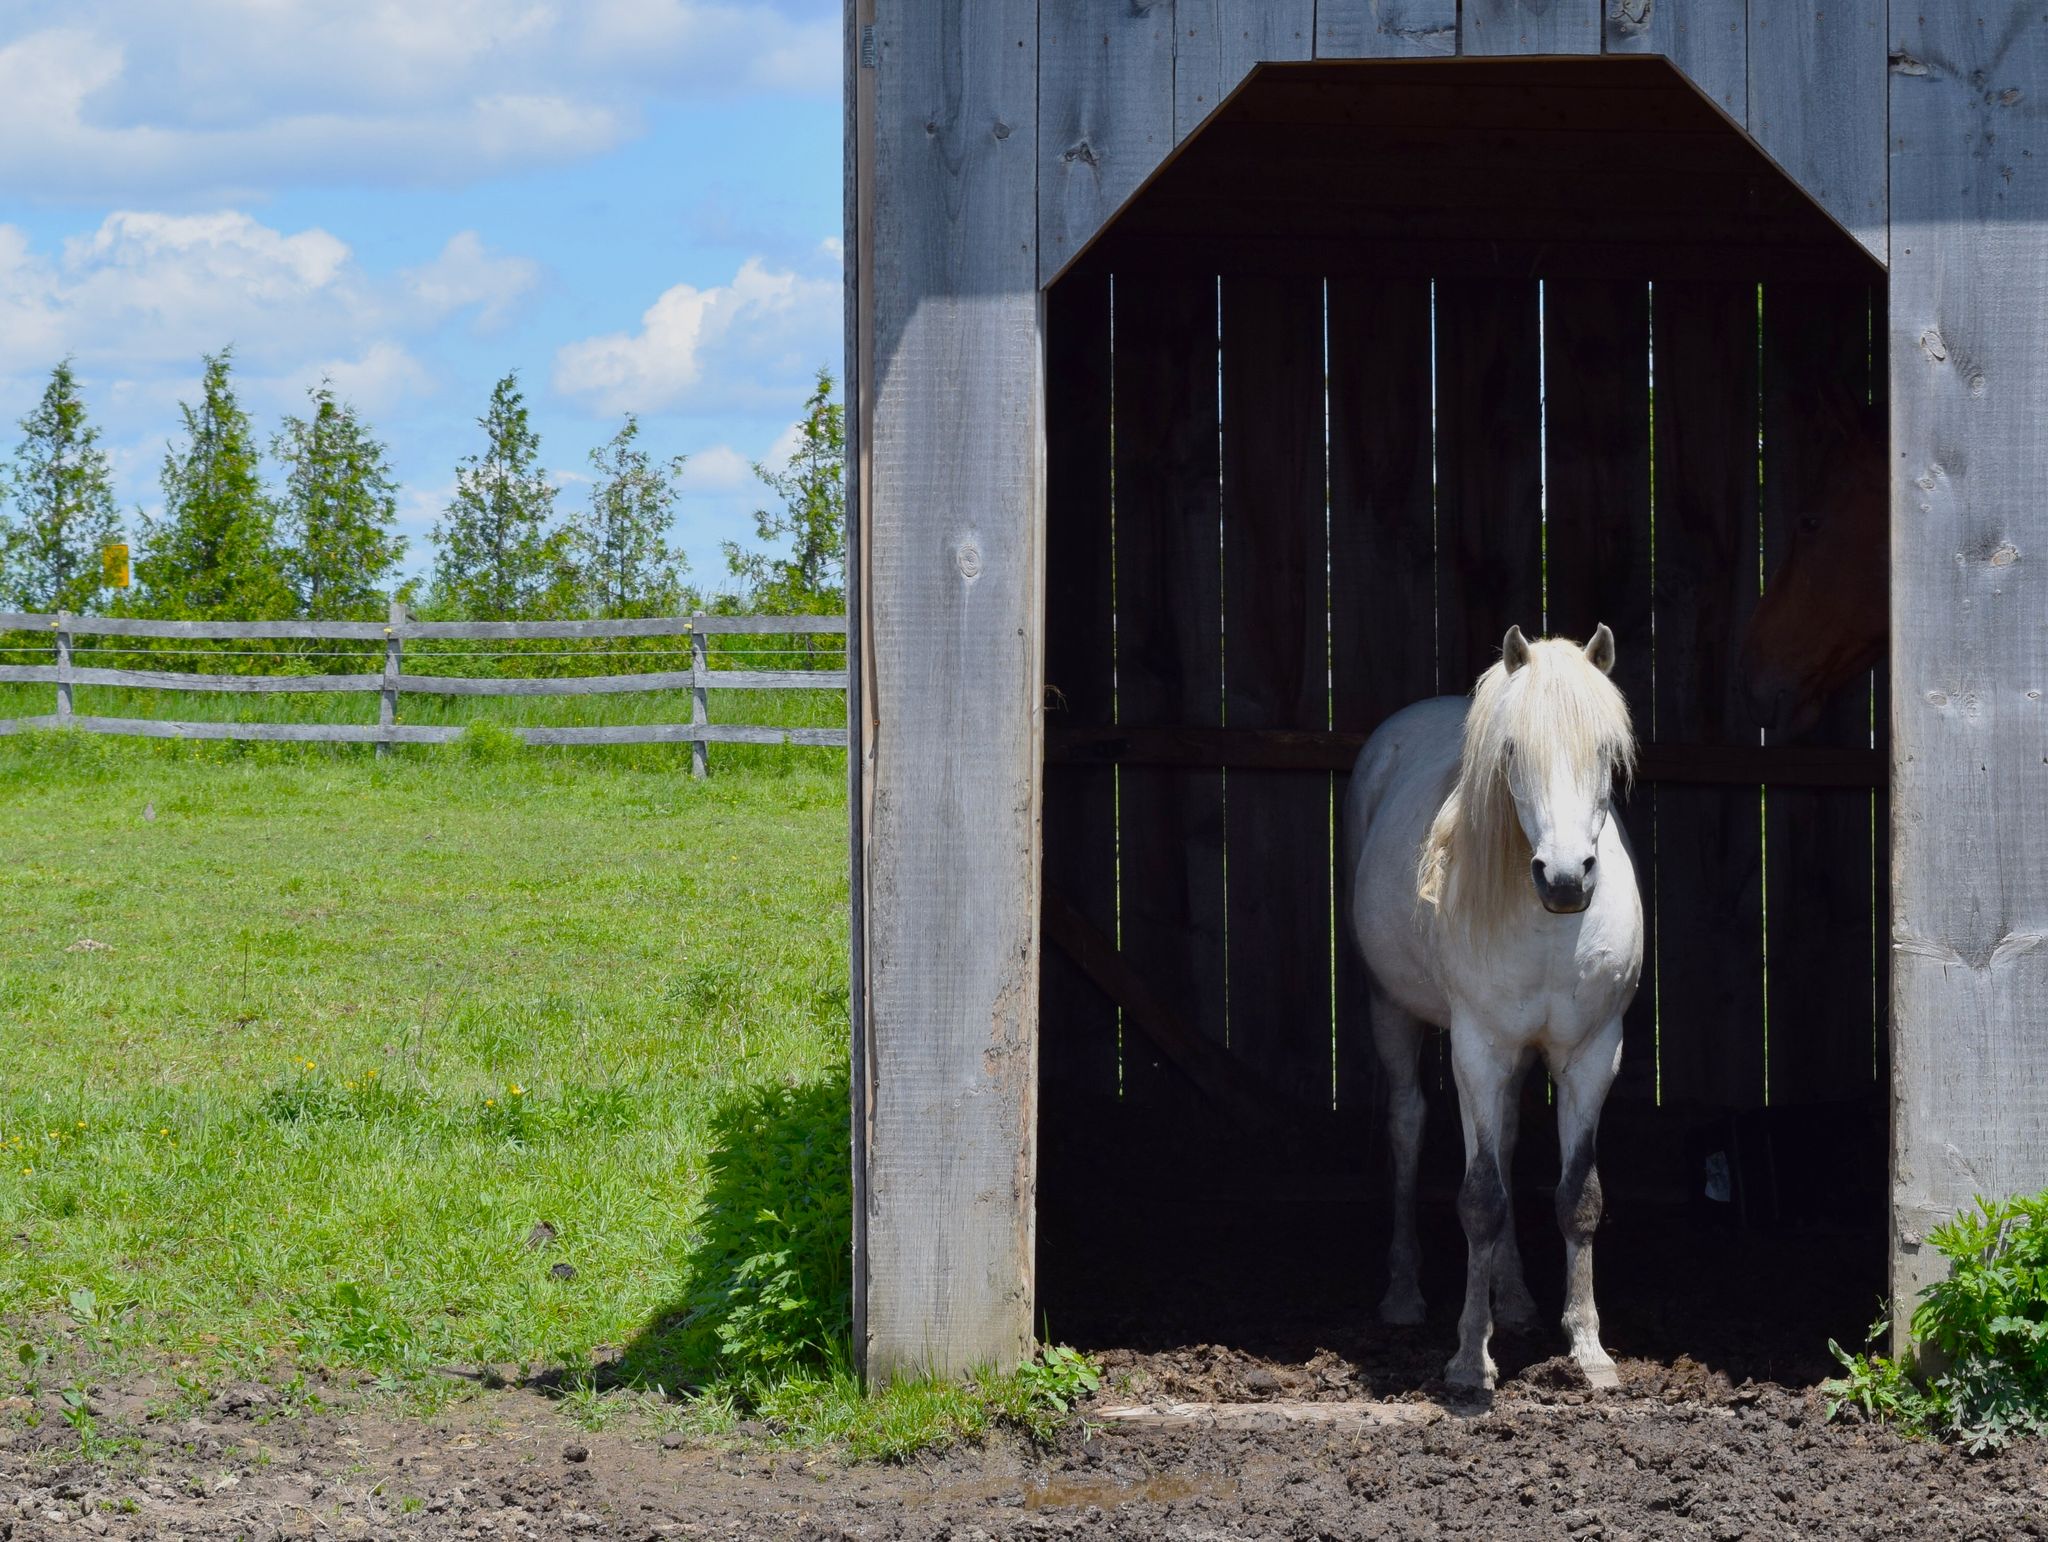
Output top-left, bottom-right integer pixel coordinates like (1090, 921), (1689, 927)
(1825, 1191), (2048, 1451)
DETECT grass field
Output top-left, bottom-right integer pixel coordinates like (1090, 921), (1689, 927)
(0, 725), (1003, 1444)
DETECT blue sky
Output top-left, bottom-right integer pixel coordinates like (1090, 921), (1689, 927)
(0, 0), (843, 591)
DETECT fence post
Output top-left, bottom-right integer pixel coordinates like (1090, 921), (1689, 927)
(379, 600), (406, 758)
(53, 611), (72, 726)
(690, 612), (709, 779)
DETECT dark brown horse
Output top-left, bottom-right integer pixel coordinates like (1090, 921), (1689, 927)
(1738, 403), (1887, 737)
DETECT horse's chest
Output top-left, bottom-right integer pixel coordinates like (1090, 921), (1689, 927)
(1444, 920), (1639, 1034)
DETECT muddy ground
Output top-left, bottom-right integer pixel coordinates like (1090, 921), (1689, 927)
(3, 1344), (2044, 1542)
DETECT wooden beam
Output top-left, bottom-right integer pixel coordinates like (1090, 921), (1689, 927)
(1888, 4), (2048, 1353)
(1039, 886), (1296, 1137)
(852, 0), (1042, 1385)
(1044, 725), (1883, 788)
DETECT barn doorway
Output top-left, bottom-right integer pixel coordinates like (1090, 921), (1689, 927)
(1035, 56), (1889, 1383)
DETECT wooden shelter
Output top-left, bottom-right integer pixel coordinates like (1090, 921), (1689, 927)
(845, 1), (2048, 1378)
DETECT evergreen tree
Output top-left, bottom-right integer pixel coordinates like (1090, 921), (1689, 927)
(430, 372), (570, 619)
(723, 368), (845, 614)
(137, 348), (290, 619)
(575, 415), (688, 616)
(0, 360), (122, 612)
(274, 381), (405, 619)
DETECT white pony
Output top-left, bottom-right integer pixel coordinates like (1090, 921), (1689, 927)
(1342, 625), (1642, 1391)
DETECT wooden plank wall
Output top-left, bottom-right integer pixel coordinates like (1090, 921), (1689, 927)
(1888, 3), (2048, 1331)
(1040, 267), (1890, 1129)
(1034, 3), (1889, 291)
(1040, 273), (1120, 1099)
(1111, 276), (1229, 1102)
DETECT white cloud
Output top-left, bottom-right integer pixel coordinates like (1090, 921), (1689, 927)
(0, 3), (836, 200)
(678, 443), (753, 493)
(292, 343), (437, 418)
(402, 233), (542, 333)
(0, 212), (537, 379)
(552, 257), (838, 415)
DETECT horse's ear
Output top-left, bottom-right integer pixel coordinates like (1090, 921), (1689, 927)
(1584, 623), (1616, 676)
(1502, 625), (1531, 674)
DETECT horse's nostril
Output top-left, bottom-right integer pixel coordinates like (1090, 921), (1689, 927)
(1531, 858), (1547, 886)
(1583, 855), (1597, 875)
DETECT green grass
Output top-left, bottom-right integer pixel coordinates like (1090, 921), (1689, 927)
(0, 730), (846, 1372)
(0, 728), (1085, 1458)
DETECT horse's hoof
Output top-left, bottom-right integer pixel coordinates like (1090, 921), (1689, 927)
(1576, 1354), (1621, 1392)
(1444, 1357), (1496, 1393)
(1379, 1292), (1426, 1327)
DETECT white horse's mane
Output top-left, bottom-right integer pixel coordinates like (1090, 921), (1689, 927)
(1419, 638), (1636, 937)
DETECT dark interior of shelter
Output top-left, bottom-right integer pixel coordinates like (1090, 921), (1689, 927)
(1033, 56), (1890, 1383)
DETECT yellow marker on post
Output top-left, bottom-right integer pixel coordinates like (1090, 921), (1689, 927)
(102, 543), (130, 588)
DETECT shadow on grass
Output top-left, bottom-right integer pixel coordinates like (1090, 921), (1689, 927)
(591, 1072), (853, 1398)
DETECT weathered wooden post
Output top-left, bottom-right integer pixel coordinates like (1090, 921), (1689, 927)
(1887, 5), (2048, 1352)
(847, 0), (1045, 1384)
(52, 612), (72, 726)
(690, 612), (709, 780)
(379, 601), (405, 759)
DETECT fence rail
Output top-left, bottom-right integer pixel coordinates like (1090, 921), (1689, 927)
(0, 606), (849, 776)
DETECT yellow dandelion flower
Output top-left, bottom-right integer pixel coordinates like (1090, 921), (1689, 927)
(19, 1167), (29, 1177)
(485, 1098), (496, 1108)
(75, 1120), (85, 1129)
(510, 1084), (524, 1097)
(158, 1128), (169, 1137)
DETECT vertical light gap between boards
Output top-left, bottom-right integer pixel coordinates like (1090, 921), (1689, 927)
(1537, 279), (1549, 633)
(1107, 273), (1125, 1100)
(1755, 281), (1770, 1109)
(1428, 280), (1442, 697)
(1215, 274), (1230, 1051)
(1323, 276), (1339, 1112)
(1645, 280), (1662, 1107)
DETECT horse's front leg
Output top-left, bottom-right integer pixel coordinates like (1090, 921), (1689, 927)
(1551, 1014), (1624, 1390)
(1489, 1046), (1541, 1334)
(1445, 1022), (1520, 1392)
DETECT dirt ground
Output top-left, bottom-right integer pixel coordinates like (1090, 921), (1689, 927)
(4, 1344), (2045, 1542)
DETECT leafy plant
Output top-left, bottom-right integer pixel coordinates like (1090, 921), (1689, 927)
(673, 1078), (852, 1379)
(297, 1281), (414, 1368)
(1016, 1342), (1101, 1417)
(1824, 1192), (2048, 1451)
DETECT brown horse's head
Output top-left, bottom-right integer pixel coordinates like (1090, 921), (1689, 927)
(1738, 403), (1887, 737)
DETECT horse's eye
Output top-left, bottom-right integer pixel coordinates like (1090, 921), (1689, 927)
(1799, 515), (1823, 534)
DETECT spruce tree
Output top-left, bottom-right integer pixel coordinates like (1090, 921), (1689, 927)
(430, 372), (570, 619)
(274, 382), (405, 619)
(576, 415), (688, 616)
(723, 369), (845, 614)
(137, 348), (290, 619)
(1, 360), (122, 612)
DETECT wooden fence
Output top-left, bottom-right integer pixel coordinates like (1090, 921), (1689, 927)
(0, 605), (848, 777)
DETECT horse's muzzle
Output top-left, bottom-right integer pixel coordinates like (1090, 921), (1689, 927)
(1531, 860), (1592, 914)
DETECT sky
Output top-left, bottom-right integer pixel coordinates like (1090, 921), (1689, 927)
(0, 0), (843, 592)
